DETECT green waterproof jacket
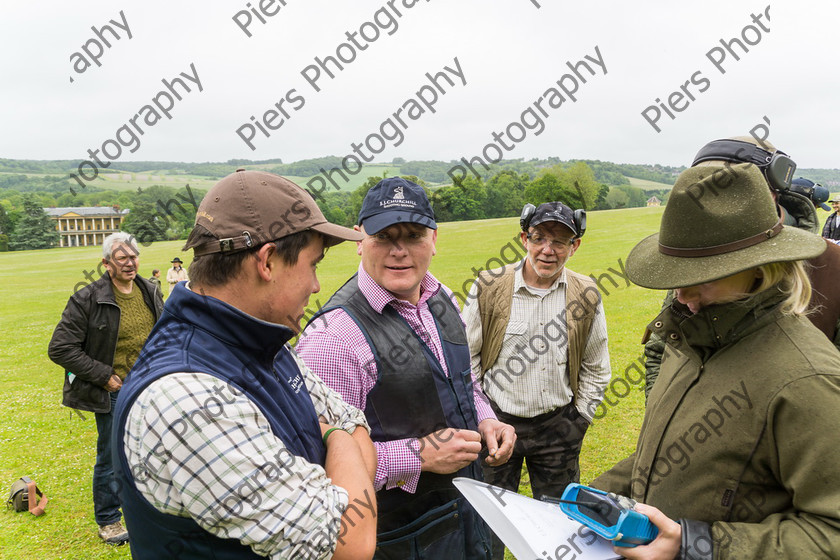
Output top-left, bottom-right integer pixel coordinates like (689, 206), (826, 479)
(593, 288), (840, 559)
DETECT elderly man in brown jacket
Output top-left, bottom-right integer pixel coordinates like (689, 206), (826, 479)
(593, 163), (840, 559)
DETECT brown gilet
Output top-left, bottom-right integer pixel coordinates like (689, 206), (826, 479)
(475, 263), (601, 401)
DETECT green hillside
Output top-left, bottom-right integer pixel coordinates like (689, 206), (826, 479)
(625, 176), (674, 191)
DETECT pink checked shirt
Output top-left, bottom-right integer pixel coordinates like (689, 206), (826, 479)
(296, 264), (496, 494)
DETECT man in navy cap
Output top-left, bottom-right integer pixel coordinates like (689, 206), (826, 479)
(298, 176), (515, 559)
(462, 201), (611, 560)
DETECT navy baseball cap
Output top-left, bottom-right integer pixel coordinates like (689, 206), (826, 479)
(530, 202), (579, 236)
(358, 177), (436, 234)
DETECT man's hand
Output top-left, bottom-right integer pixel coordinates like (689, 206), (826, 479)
(418, 428), (482, 474)
(478, 418), (516, 466)
(104, 374), (122, 392)
(614, 503), (681, 560)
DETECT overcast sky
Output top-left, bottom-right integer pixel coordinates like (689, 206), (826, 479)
(1, 0), (838, 169)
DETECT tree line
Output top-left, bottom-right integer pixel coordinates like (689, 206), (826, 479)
(0, 159), (673, 251)
(315, 161), (668, 228)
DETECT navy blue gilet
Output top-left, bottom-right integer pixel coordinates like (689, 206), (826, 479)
(112, 283), (325, 560)
(310, 275), (484, 531)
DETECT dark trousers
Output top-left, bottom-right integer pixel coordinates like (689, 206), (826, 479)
(482, 402), (589, 560)
(93, 391), (121, 526)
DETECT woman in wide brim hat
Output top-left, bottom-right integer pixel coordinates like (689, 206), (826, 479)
(592, 163), (840, 559)
(167, 256), (189, 289)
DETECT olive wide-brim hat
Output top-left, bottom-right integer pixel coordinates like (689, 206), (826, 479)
(626, 163), (826, 289)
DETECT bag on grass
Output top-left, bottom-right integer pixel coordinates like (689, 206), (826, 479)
(6, 476), (48, 516)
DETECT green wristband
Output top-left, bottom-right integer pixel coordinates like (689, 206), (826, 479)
(322, 427), (346, 445)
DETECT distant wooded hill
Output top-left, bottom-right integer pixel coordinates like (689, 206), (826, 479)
(1, 156), (837, 251)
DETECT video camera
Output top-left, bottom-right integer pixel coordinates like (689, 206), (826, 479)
(788, 177), (830, 211)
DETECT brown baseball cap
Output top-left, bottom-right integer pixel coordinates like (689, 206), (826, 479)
(184, 169), (362, 256)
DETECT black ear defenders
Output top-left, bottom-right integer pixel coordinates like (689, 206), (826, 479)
(692, 139), (796, 192)
(573, 209), (587, 238)
(520, 203), (586, 238)
(520, 203), (537, 232)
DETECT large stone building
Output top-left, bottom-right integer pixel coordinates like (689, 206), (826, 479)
(45, 207), (129, 247)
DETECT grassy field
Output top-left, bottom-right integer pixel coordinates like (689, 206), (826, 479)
(0, 206), (666, 559)
(625, 176), (674, 190)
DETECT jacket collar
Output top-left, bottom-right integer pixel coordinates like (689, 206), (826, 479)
(93, 272), (154, 306)
(653, 288), (787, 359)
(165, 282), (294, 360)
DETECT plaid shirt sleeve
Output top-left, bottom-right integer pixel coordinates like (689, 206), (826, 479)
(289, 348), (370, 434)
(296, 309), (423, 493)
(124, 372), (349, 560)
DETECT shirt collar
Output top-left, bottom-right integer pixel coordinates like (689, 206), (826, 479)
(513, 258), (567, 294)
(357, 263), (442, 314)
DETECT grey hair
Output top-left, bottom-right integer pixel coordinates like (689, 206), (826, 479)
(102, 232), (139, 260)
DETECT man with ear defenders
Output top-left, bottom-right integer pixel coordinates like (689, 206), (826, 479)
(462, 201), (611, 560)
(643, 136), (840, 398)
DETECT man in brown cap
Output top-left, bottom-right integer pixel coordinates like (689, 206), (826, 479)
(112, 170), (377, 560)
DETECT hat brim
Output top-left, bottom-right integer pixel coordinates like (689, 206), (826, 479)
(310, 221), (364, 247)
(530, 216), (577, 236)
(360, 211), (437, 235)
(626, 227), (827, 289)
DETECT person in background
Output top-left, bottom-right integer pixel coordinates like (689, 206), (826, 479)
(48, 232), (163, 545)
(822, 195), (840, 242)
(148, 269), (162, 298)
(298, 177), (515, 559)
(166, 257), (188, 293)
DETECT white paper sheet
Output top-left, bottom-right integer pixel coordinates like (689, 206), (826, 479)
(454, 478), (621, 560)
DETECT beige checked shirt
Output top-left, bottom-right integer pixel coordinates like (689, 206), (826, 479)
(463, 262), (610, 422)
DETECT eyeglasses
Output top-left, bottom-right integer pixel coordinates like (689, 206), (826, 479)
(526, 233), (575, 250)
(111, 254), (138, 264)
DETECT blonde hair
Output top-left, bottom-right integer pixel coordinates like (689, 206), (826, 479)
(751, 260), (811, 315)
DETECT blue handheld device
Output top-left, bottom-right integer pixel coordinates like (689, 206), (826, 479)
(557, 484), (658, 548)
